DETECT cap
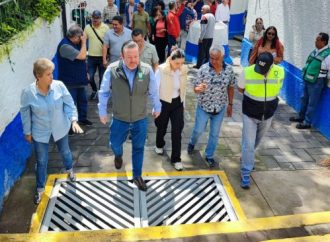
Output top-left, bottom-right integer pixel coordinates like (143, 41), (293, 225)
(254, 52), (274, 75)
(92, 10), (102, 18)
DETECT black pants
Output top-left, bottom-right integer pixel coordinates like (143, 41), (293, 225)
(196, 38), (213, 68)
(87, 56), (105, 92)
(155, 97), (184, 163)
(155, 36), (168, 64)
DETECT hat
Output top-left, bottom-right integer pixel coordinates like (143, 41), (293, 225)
(92, 10), (102, 18)
(254, 52), (274, 75)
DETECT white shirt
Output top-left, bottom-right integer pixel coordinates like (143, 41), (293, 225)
(314, 45), (330, 78)
(215, 4), (230, 22)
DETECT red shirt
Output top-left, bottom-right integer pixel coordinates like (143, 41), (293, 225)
(166, 4), (185, 39)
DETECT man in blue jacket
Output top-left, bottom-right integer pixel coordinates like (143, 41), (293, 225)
(125, 0), (138, 29)
(57, 25), (92, 127)
(179, 1), (196, 50)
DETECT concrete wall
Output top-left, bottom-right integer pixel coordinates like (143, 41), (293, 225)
(242, 0), (330, 139)
(0, 17), (62, 210)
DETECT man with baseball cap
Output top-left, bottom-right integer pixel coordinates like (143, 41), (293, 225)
(237, 52), (285, 189)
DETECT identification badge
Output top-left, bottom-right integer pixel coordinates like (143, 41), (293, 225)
(138, 71), (144, 81)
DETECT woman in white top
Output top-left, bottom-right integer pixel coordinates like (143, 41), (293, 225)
(215, 0), (230, 24)
(154, 49), (188, 171)
(248, 17), (265, 46)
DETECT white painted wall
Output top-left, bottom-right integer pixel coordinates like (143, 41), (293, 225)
(0, 17), (62, 136)
(245, 0), (330, 68)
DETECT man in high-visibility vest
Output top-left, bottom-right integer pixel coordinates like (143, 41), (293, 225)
(238, 52), (285, 189)
(289, 33), (330, 129)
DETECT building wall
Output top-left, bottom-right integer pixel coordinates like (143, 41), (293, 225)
(244, 0), (329, 68)
(242, 0), (330, 139)
(0, 17), (62, 210)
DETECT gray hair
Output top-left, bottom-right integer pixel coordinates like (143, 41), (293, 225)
(66, 24), (83, 38)
(121, 40), (139, 54)
(202, 5), (210, 12)
(209, 46), (225, 56)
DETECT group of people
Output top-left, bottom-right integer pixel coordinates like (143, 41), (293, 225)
(19, 1), (330, 204)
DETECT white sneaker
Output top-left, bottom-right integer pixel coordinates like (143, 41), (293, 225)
(174, 162), (183, 171)
(154, 146), (164, 155)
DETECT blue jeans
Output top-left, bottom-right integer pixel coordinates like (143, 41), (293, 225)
(110, 118), (148, 178)
(88, 56), (105, 92)
(34, 135), (73, 192)
(189, 105), (225, 159)
(68, 87), (88, 121)
(241, 114), (272, 177)
(299, 78), (325, 125)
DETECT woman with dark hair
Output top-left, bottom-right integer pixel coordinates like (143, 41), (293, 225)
(149, 7), (161, 44)
(249, 26), (284, 65)
(154, 49), (188, 171)
(248, 17), (265, 46)
(152, 10), (168, 63)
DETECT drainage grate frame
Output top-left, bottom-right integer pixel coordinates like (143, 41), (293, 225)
(39, 174), (239, 232)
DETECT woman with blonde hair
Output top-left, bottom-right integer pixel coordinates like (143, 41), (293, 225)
(154, 49), (188, 171)
(20, 58), (83, 204)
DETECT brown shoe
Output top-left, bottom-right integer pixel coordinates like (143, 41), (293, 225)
(114, 156), (123, 169)
(133, 176), (147, 191)
(319, 158), (330, 167)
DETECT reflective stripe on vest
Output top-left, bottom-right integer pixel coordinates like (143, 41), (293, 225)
(244, 65), (285, 100)
(303, 47), (330, 83)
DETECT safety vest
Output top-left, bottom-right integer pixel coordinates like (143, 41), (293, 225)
(244, 64), (285, 101)
(303, 47), (330, 83)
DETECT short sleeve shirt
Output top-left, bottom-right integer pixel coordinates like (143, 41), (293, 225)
(103, 28), (132, 63)
(194, 63), (237, 113)
(133, 11), (149, 35)
(140, 42), (159, 66)
(84, 23), (109, 56)
(59, 45), (79, 61)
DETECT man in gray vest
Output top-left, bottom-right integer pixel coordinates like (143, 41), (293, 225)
(98, 41), (161, 191)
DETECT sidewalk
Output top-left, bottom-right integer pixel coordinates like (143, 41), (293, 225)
(1, 40), (330, 241)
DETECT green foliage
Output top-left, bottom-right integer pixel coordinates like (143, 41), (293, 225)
(35, 0), (61, 23)
(0, 0), (61, 44)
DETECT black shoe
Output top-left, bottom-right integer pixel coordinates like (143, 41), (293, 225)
(296, 123), (311, 129)
(133, 176), (147, 191)
(187, 143), (194, 155)
(89, 91), (97, 100)
(114, 156), (123, 169)
(205, 157), (216, 168)
(192, 65), (199, 69)
(34, 191), (43, 205)
(289, 116), (304, 122)
(78, 119), (93, 126)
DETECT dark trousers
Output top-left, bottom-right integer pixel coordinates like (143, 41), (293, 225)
(155, 36), (168, 64)
(155, 97), (184, 163)
(196, 38), (213, 68)
(87, 56), (105, 92)
(167, 34), (177, 56)
(68, 87), (88, 121)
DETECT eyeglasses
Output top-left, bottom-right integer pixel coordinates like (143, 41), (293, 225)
(267, 32), (275, 36)
(256, 22), (263, 25)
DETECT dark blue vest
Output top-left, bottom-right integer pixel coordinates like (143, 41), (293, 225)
(56, 38), (87, 86)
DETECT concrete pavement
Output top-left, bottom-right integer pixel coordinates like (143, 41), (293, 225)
(0, 40), (330, 241)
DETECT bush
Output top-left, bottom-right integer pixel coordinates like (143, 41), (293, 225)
(0, 0), (62, 44)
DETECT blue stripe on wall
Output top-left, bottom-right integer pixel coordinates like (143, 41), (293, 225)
(0, 114), (32, 211)
(229, 12), (246, 39)
(240, 38), (330, 140)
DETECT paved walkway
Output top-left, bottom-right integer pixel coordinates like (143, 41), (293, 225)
(1, 40), (330, 241)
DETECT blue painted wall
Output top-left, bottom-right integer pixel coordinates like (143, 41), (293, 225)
(229, 12), (246, 39)
(240, 39), (330, 140)
(0, 114), (32, 211)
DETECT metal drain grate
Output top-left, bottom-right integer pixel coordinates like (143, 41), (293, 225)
(40, 175), (238, 232)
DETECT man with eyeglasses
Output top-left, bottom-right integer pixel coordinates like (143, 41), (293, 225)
(237, 52), (284, 189)
(289, 32), (330, 129)
(187, 46), (236, 168)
